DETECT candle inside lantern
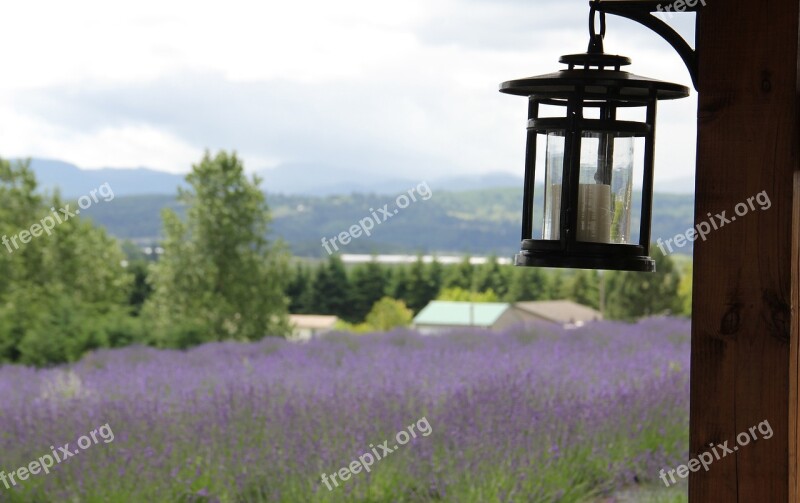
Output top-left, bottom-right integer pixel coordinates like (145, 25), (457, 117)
(576, 183), (612, 243)
(542, 184), (562, 240)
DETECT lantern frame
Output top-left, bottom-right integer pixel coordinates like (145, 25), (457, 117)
(500, 7), (690, 272)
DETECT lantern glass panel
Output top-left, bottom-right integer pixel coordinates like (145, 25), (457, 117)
(530, 133), (548, 239)
(542, 131), (565, 240)
(576, 132), (634, 244)
(630, 136), (646, 244)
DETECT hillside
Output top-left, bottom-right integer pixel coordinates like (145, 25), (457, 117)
(24, 158), (527, 198)
(80, 188), (696, 257)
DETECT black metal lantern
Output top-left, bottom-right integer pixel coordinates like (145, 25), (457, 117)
(500, 6), (689, 272)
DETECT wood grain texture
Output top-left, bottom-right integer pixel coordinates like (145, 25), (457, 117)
(791, 172), (800, 502)
(690, 0), (799, 501)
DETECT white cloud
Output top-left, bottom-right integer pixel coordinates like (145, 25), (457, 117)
(0, 105), (200, 172)
(0, 0), (698, 184)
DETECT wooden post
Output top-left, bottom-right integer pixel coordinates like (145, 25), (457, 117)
(690, 0), (800, 500)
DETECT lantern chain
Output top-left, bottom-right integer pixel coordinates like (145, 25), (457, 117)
(588, 6), (606, 54)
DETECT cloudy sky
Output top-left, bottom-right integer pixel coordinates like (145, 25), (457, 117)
(0, 0), (698, 185)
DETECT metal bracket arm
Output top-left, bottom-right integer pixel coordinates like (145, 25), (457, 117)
(592, 0), (699, 90)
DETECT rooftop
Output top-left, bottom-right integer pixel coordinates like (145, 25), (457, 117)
(515, 300), (602, 324)
(412, 301), (511, 327)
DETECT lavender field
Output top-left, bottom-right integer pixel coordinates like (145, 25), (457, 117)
(0, 318), (690, 503)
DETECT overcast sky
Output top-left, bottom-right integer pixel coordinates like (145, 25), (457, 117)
(0, 0), (698, 185)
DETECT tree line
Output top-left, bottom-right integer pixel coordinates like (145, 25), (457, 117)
(0, 152), (288, 366)
(286, 251), (690, 323)
(0, 152), (692, 367)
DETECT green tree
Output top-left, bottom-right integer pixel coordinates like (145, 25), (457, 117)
(350, 260), (388, 322)
(505, 267), (548, 302)
(604, 246), (682, 321)
(404, 256), (441, 313)
(311, 255), (353, 320)
(0, 158), (133, 364)
(438, 287), (499, 302)
(562, 270), (600, 309)
(388, 266), (409, 302)
(127, 259), (153, 315)
(473, 256), (508, 297)
(677, 263), (693, 316)
(363, 297), (414, 331)
(442, 256), (474, 290)
(143, 150), (290, 346)
(427, 258), (444, 299)
(286, 262), (315, 314)
(545, 270), (565, 299)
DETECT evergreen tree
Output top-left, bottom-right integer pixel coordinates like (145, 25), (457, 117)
(286, 263), (315, 314)
(473, 256), (508, 298)
(545, 270), (565, 299)
(443, 256), (474, 290)
(311, 255), (354, 321)
(427, 257), (444, 299)
(350, 259), (388, 322)
(404, 256), (441, 313)
(562, 270), (600, 309)
(388, 265), (409, 303)
(505, 267), (548, 302)
(604, 246), (682, 320)
(127, 259), (153, 315)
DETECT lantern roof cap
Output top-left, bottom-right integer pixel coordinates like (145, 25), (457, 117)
(559, 52), (631, 68)
(500, 52), (690, 101)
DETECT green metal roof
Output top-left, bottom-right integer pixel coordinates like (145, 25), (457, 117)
(412, 301), (511, 327)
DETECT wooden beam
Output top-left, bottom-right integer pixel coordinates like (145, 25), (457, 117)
(690, 0), (800, 501)
(792, 172), (800, 501)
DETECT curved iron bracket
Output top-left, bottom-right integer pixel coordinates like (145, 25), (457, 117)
(592, 0), (699, 90)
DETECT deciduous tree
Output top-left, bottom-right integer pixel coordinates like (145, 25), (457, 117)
(143, 151), (290, 344)
(0, 158), (133, 364)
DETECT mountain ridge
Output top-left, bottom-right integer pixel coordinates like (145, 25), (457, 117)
(21, 158), (694, 197)
(79, 189), (696, 257)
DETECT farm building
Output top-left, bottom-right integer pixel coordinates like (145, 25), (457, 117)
(515, 300), (602, 327)
(412, 300), (600, 334)
(288, 314), (338, 341)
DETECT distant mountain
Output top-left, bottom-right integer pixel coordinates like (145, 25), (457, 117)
(432, 172), (524, 192)
(25, 158), (188, 198)
(657, 176), (695, 194)
(22, 157), (694, 200)
(80, 188), (696, 257)
(255, 162), (422, 196)
(23, 158), (531, 198)
(14, 157), (696, 257)
(257, 164), (527, 195)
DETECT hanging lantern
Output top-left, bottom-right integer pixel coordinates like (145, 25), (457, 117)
(500, 7), (689, 271)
